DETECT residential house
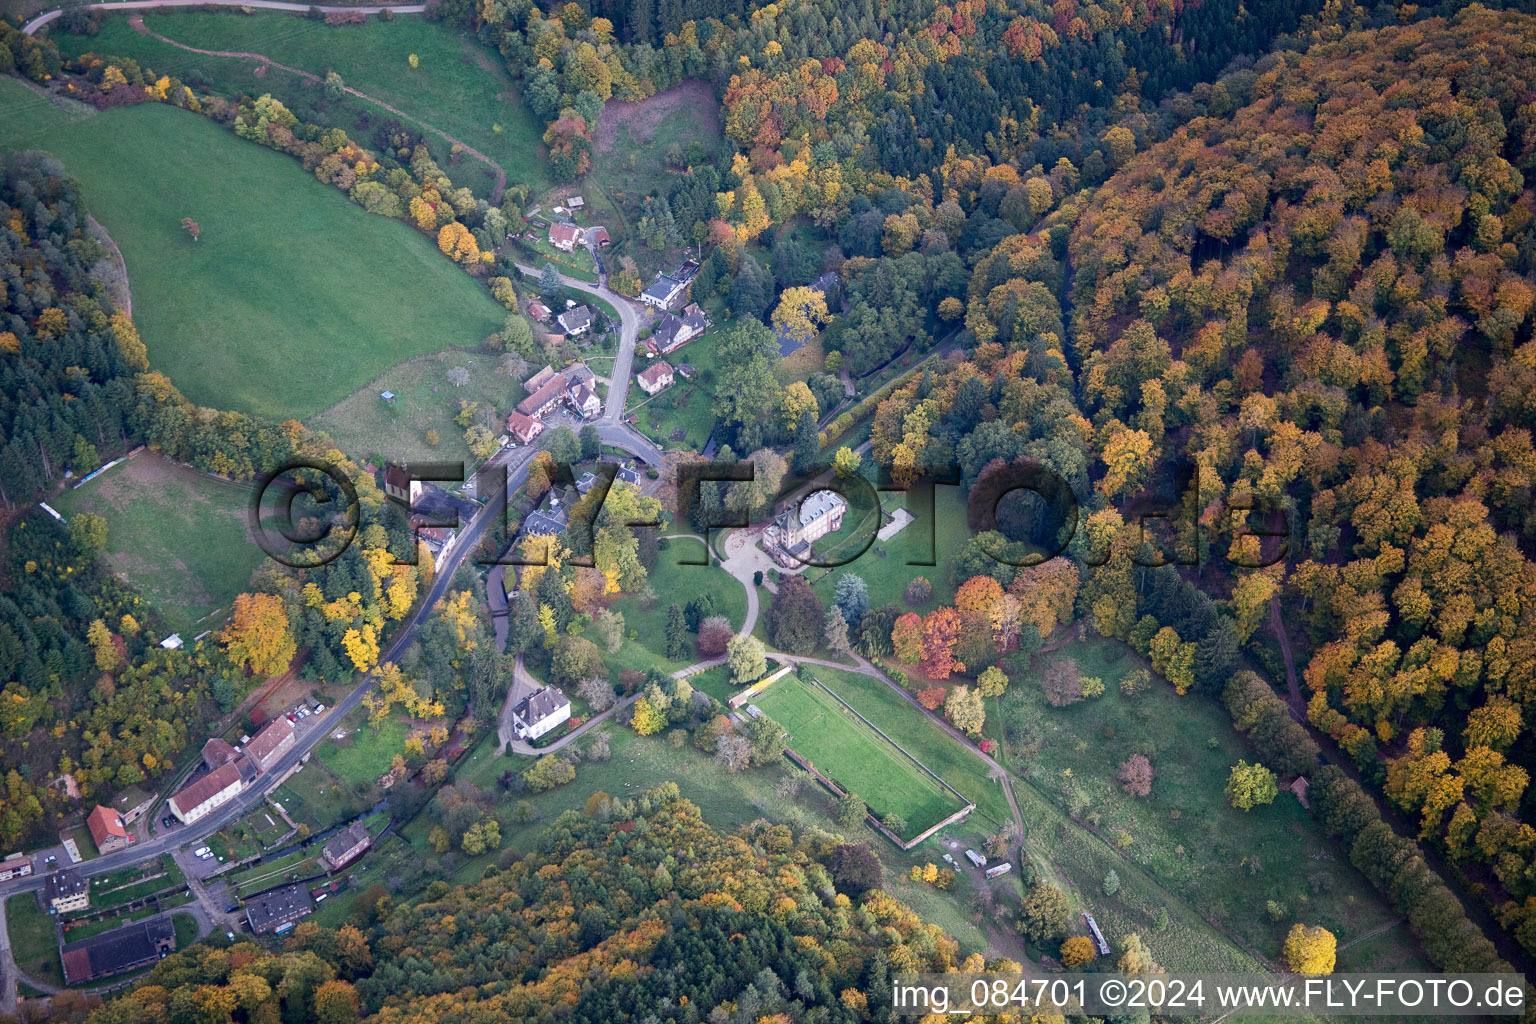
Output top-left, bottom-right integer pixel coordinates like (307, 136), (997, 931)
(640, 274), (686, 310)
(557, 305), (592, 337)
(523, 365), (558, 394)
(548, 222), (582, 252)
(383, 465), (423, 506)
(617, 465), (642, 487)
(505, 411), (544, 445)
(566, 381), (602, 419)
(528, 299), (552, 323)
(60, 916), (175, 985)
(246, 716), (296, 774)
(521, 490), (571, 539)
(564, 362), (596, 389)
(85, 805), (134, 855)
(575, 471), (598, 496)
(46, 868), (89, 914)
(0, 854), (32, 881)
(201, 738), (239, 769)
(321, 822), (372, 871)
(246, 884), (314, 935)
(517, 374), (569, 419)
(646, 303), (706, 356)
(168, 760), (246, 825)
(764, 490), (847, 565)
(586, 225), (610, 246)
(510, 686), (572, 741)
(637, 361), (674, 395)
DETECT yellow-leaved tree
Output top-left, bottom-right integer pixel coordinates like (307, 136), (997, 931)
(221, 593), (296, 677)
(771, 286), (831, 346)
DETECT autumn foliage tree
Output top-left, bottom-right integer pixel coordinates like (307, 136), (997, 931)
(221, 593), (296, 678)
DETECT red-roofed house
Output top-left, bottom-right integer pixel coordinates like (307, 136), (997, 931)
(637, 361), (674, 395)
(517, 374), (568, 419)
(246, 716), (296, 774)
(548, 223), (582, 252)
(587, 226), (610, 246)
(506, 411), (545, 444)
(85, 805), (134, 855)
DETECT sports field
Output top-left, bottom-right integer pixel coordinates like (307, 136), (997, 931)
(751, 674), (966, 836)
(0, 79), (506, 422)
(51, 453), (265, 636)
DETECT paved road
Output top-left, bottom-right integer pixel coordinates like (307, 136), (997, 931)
(23, 0), (427, 36)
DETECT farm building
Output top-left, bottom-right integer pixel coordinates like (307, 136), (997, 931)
(60, 916), (175, 985)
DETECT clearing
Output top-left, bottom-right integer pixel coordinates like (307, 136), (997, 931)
(51, 452), (265, 636)
(0, 81), (506, 422)
(751, 672), (969, 838)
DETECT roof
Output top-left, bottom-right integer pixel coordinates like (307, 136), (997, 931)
(617, 466), (641, 485)
(548, 222), (582, 248)
(637, 361), (673, 389)
(247, 884), (313, 932)
(522, 507), (568, 537)
(0, 855), (30, 874)
(651, 314), (684, 350)
(413, 485), (478, 527)
(811, 271), (841, 294)
(642, 275), (683, 302)
(86, 805), (129, 846)
(384, 464), (410, 491)
(565, 362), (595, 385)
(202, 737), (239, 768)
(517, 374), (569, 416)
(570, 383), (601, 410)
(566, 195), (584, 207)
(528, 299), (551, 320)
(587, 225), (609, 244)
(558, 306), (592, 332)
(322, 822), (371, 865)
(575, 472), (597, 495)
(169, 761), (244, 816)
(795, 489), (846, 526)
(523, 365), (557, 393)
(60, 916), (174, 985)
(247, 716), (294, 768)
(379, 390), (395, 400)
(515, 686), (571, 726)
(680, 303), (707, 331)
(506, 411), (542, 439)
(46, 868), (87, 903)
(775, 325), (804, 357)
(671, 258), (700, 282)
(159, 634), (183, 650)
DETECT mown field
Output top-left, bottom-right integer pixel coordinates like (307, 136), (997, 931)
(0, 81), (506, 421)
(602, 534), (749, 677)
(53, 11), (551, 199)
(51, 452), (264, 636)
(753, 673), (965, 836)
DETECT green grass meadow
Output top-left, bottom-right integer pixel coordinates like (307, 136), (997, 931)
(53, 11), (551, 199)
(6, 893), (63, 989)
(0, 81), (506, 422)
(752, 673), (964, 835)
(51, 453), (265, 636)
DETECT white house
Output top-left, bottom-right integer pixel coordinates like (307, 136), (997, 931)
(548, 222), (582, 252)
(168, 761), (247, 824)
(557, 306), (592, 337)
(510, 686), (571, 741)
(637, 361), (674, 395)
(764, 490), (847, 565)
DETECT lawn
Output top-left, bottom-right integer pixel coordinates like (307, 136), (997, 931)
(807, 486), (970, 612)
(996, 634), (1426, 973)
(309, 348), (526, 467)
(317, 713), (411, 788)
(602, 535), (750, 678)
(752, 673), (967, 837)
(51, 453), (265, 636)
(5, 893), (62, 989)
(624, 328), (725, 452)
(53, 11), (551, 199)
(272, 761), (363, 831)
(0, 83), (506, 421)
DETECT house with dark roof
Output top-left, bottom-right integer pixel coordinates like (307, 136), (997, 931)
(564, 362), (596, 388)
(246, 716), (295, 774)
(246, 884), (314, 935)
(60, 916), (175, 985)
(85, 805), (134, 855)
(548, 222), (582, 252)
(506, 410), (544, 445)
(641, 273), (688, 310)
(557, 305), (592, 337)
(510, 686), (572, 741)
(46, 868), (89, 913)
(617, 465), (642, 486)
(521, 489), (571, 540)
(637, 361), (674, 395)
(321, 822), (372, 871)
(566, 382), (602, 419)
(764, 489), (847, 565)
(575, 472), (598, 496)
(646, 303), (706, 356)
(517, 374), (568, 419)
